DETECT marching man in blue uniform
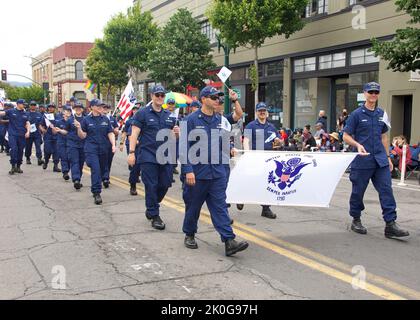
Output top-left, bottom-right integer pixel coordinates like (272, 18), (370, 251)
(0, 102), (12, 155)
(40, 103), (61, 172)
(0, 99), (30, 174)
(120, 104), (141, 195)
(65, 102), (85, 190)
(74, 99), (116, 205)
(53, 105), (72, 181)
(102, 104), (119, 189)
(180, 86), (249, 257)
(25, 101), (44, 166)
(127, 85), (179, 230)
(240, 102), (281, 219)
(343, 82), (409, 239)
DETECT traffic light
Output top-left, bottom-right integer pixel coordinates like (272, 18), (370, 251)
(1, 70), (6, 81)
(43, 82), (49, 91)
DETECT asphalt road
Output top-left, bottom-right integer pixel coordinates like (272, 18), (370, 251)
(1, 149), (420, 300)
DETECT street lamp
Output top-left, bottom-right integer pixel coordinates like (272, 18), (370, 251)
(217, 34), (231, 115)
(24, 55), (48, 103)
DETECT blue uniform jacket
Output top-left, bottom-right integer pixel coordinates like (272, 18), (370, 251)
(131, 106), (176, 164)
(245, 119), (280, 150)
(41, 113), (58, 141)
(81, 114), (113, 155)
(181, 109), (228, 180)
(343, 105), (389, 169)
(5, 108), (29, 137)
(66, 115), (85, 149)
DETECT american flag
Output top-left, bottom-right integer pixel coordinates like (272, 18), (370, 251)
(115, 79), (136, 124)
(0, 97), (5, 109)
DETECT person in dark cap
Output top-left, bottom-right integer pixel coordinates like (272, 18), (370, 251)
(38, 104), (46, 115)
(238, 102), (281, 219)
(65, 102), (86, 190)
(127, 85), (179, 230)
(0, 103), (11, 154)
(69, 96), (77, 109)
(25, 101), (44, 165)
(53, 105), (72, 181)
(189, 100), (201, 114)
(0, 99), (30, 174)
(101, 104), (119, 188)
(120, 104), (141, 195)
(40, 103), (61, 172)
(343, 82), (409, 239)
(74, 99), (116, 205)
(180, 86), (249, 256)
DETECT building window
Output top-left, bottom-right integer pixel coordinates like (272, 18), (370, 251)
(306, 0), (328, 17)
(75, 61), (83, 80)
(350, 48), (380, 66)
(319, 52), (346, 69)
(294, 57), (316, 72)
(200, 20), (217, 44)
(349, 0), (364, 5)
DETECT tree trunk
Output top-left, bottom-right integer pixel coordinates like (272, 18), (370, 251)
(254, 46), (259, 112)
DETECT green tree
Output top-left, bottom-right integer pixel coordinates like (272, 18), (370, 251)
(86, 39), (128, 103)
(148, 8), (216, 92)
(372, 0), (420, 72)
(4, 85), (44, 102)
(208, 0), (308, 104)
(102, 4), (158, 85)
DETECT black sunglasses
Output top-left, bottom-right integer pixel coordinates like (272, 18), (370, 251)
(368, 91), (380, 95)
(208, 95), (220, 101)
(154, 93), (166, 98)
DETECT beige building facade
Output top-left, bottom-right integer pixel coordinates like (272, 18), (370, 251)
(31, 49), (54, 103)
(136, 0), (419, 144)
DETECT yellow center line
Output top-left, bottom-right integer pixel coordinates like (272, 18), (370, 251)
(83, 169), (416, 300)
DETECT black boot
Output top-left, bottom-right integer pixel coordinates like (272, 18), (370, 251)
(130, 183), (138, 196)
(225, 239), (249, 257)
(184, 235), (198, 249)
(9, 165), (16, 175)
(42, 162), (48, 170)
(351, 218), (367, 234)
(385, 221), (409, 239)
(26, 158), (31, 165)
(74, 180), (82, 190)
(16, 165), (23, 174)
(145, 212), (152, 220)
(0, 147), (3, 153)
(93, 193), (102, 205)
(236, 204), (244, 211)
(261, 206), (276, 219)
(63, 172), (70, 181)
(103, 180), (110, 189)
(37, 158), (44, 166)
(53, 164), (61, 172)
(151, 216), (165, 230)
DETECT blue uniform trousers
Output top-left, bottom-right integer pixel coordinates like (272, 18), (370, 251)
(57, 143), (69, 173)
(349, 165), (397, 223)
(68, 146), (85, 182)
(182, 177), (235, 242)
(85, 152), (108, 194)
(0, 126), (8, 150)
(44, 139), (59, 165)
(126, 144), (141, 184)
(141, 163), (173, 217)
(8, 135), (26, 166)
(25, 136), (42, 159)
(102, 146), (114, 181)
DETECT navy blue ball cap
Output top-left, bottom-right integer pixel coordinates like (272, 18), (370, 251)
(167, 98), (176, 104)
(363, 82), (381, 92)
(70, 96), (77, 102)
(151, 85), (166, 94)
(29, 100), (37, 106)
(90, 99), (105, 107)
(256, 102), (268, 110)
(190, 100), (202, 108)
(63, 105), (72, 111)
(200, 86), (223, 99)
(74, 102), (84, 108)
(48, 103), (56, 108)
(16, 99), (25, 104)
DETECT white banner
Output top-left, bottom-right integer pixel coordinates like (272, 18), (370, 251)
(217, 66), (232, 83)
(227, 151), (357, 208)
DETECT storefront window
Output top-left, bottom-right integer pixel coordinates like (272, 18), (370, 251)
(319, 52), (346, 69)
(294, 78), (331, 130)
(260, 81), (283, 128)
